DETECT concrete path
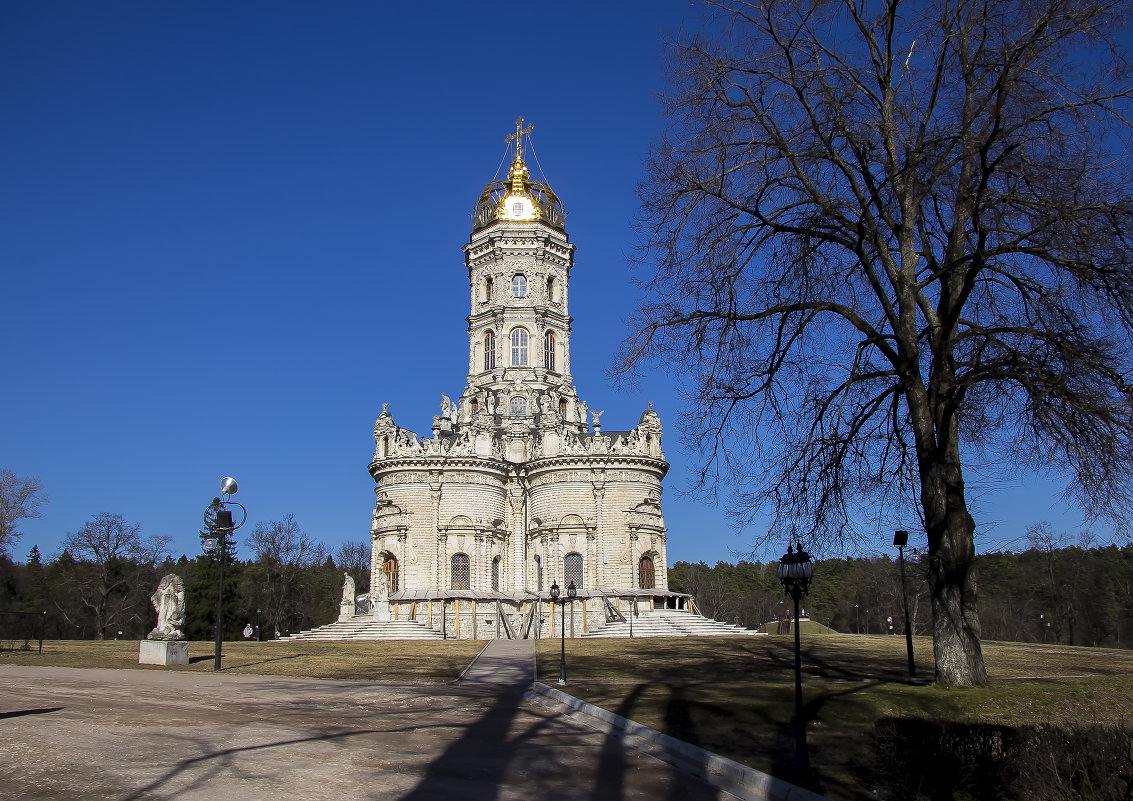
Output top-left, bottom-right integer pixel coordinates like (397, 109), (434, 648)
(0, 662), (737, 801)
(457, 639), (535, 686)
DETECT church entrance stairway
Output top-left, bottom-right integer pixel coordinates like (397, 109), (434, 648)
(277, 616), (443, 641)
(580, 609), (762, 638)
(278, 609), (761, 641)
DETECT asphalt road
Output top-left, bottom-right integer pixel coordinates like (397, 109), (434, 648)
(0, 664), (733, 800)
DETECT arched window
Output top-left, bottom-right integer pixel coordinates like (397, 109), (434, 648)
(484, 330), (496, 371)
(639, 555), (655, 590)
(491, 556), (501, 592)
(471, 397), (479, 415)
(382, 554), (399, 593)
(511, 274), (527, 298)
(483, 276), (493, 303)
(510, 328), (528, 366)
(451, 553), (470, 590)
(559, 398), (567, 416)
(544, 331), (556, 371)
(564, 552), (583, 589)
(546, 276), (555, 303)
(510, 396), (527, 417)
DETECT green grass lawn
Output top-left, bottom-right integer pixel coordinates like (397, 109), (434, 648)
(5, 633), (1131, 800)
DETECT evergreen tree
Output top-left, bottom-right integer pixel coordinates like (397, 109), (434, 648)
(184, 553), (243, 641)
(185, 500), (244, 640)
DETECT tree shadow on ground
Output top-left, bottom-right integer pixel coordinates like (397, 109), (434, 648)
(399, 687), (529, 801)
(587, 683), (646, 800)
(0, 706), (63, 719)
(117, 725), (429, 801)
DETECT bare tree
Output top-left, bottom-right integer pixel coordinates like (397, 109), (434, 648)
(137, 534), (174, 570)
(247, 514), (322, 634)
(620, 0), (1133, 685)
(0, 469), (48, 557)
(335, 540), (371, 595)
(57, 513), (150, 639)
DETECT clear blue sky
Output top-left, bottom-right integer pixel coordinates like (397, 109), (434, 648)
(0, 1), (1102, 568)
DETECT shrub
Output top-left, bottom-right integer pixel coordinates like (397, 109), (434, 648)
(870, 718), (1133, 801)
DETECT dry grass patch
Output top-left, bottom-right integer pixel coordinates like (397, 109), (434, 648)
(0, 639), (485, 683)
(536, 634), (1133, 800)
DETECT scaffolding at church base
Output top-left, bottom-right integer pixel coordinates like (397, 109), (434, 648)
(384, 588), (693, 640)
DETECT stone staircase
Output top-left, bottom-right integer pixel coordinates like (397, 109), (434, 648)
(277, 609), (761, 641)
(581, 609), (762, 638)
(279, 616), (444, 641)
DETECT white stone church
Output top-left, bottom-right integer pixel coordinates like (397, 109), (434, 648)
(290, 123), (755, 640)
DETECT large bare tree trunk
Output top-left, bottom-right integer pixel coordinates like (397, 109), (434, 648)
(920, 432), (987, 686)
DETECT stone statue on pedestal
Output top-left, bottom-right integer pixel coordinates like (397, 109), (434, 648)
(339, 572), (357, 621)
(147, 574), (185, 641)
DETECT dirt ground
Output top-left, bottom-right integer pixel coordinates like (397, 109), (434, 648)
(0, 665), (738, 801)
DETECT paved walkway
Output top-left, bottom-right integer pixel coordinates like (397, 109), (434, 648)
(458, 639), (536, 686)
(0, 654), (737, 801)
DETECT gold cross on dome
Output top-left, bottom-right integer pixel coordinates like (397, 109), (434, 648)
(506, 116), (534, 161)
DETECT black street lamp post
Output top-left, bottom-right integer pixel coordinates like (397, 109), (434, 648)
(202, 477), (246, 672)
(894, 530), (916, 677)
(550, 580), (577, 685)
(778, 542), (815, 773)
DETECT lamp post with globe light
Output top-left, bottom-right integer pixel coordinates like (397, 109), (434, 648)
(778, 542), (815, 773)
(202, 477), (246, 671)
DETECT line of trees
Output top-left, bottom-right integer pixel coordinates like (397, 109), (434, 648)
(0, 511), (370, 641)
(672, 533), (1133, 649)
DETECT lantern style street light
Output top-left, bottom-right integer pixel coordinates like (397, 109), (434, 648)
(550, 580), (577, 685)
(202, 477), (246, 671)
(778, 542), (815, 773)
(550, 582), (561, 682)
(894, 529), (916, 677)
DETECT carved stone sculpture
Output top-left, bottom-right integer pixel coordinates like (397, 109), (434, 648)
(339, 571), (357, 622)
(147, 574), (185, 641)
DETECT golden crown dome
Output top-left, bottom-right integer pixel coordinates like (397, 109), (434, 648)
(473, 117), (565, 230)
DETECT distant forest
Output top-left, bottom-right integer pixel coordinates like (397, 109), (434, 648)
(672, 537), (1133, 649)
(0, 513), (371, 642)
(3, 524), (1131, 648)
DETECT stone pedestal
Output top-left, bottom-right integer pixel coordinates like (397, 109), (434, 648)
(372, 600), (390, 622)
(338, 601), (356, 622)
(139, 640), (188, 666)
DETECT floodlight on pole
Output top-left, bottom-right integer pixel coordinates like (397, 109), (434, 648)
(203, 477), (247, 672)
(894, 529), (916, 677)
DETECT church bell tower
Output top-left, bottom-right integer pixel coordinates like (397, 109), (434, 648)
(457, 118), (587, 460)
